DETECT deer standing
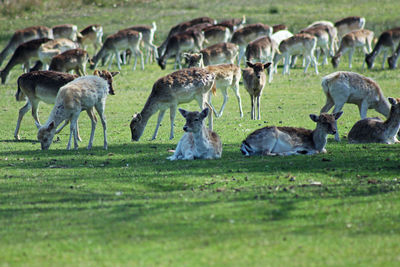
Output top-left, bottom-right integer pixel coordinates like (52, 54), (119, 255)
(49, 48), (90, 76)
(365, 27), (400, 69)
(77, 24), (103, 54)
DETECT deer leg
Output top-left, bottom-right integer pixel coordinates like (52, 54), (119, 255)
(115, 50), (122, 71)
(232, 81), (243, 117)
(207, 91), (219, 117)
(14, 101), (31, 140)
(86, 108), (97, 150)
(256, 95), (261, 120)
(217, 86), (228, 118)
(320, 96), (334, 113)
(169, 105), (177, 140)
(348, 48), (355, 69)
(237, 46), (245, 66)
(359, 100), (368, 119)
(95, 102), (107, 149)
(332, 103), (345, 141)
(30, 100), (41, 128)
(250, 95), (255, 120)
(152, 109), (166, 140)
(382, 50), (388, 69)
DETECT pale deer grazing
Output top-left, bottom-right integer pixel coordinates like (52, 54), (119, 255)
(49, 48), (90, 76)
(273, 33), (318, 75)
(240, 112), (343, 156)
(242, 62), (271, 120)
(52, 24), (81, 41)
(167, 108), (222, 160)
(119, 22), (158, 64)
(300, 25), (336, 65)
(203, 25), (232, 46)
(245, 36), (278, 83)
(334, 16), (366, 42)
(37, 70), (118, 150)
(91, 29), (143, 71)
(231, 23), (273, 66)
(157, 30), (205, 70)
(0, 38), (52, 84)
(77, 24), (103, 53)
(365, 27), (400, 69)
(130, 68), (215, 141)
(38, 38), (79, 69)
(320, 71), (391, 141)
(331, 29), (374, 69)
(348, 98), (400, 144)
(0, 26), (53, 67)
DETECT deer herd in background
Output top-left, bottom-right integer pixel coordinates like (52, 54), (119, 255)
(1, 15), (399, 159)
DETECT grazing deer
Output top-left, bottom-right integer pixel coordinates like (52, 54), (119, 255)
(158, 17), (216, 56)
(37, 70), (118, 150)
(331, 29), (374, 69)
(242, 62), (271, 120)
(0, 26), (53, 67)
(184, 42), (238, 67)
(167, 108), (222, 160)
(365, 27), (400, 69)
(334, 16), (366, 41)
(215, 16), (246, 33)
(38, 38), (79, 69)
(77, 24), (103, 53)
(49, 48), (90, 76)
(273, 33), (318, 75)
(348, 98), (400, 144)
(387, 42), (400, 69)
(231, 23), (272, 66)
(0, 38), (52, 84)
(91, 29), (143, 71)
(203, 25), (231, 46)
(240, 112), (343, 156)
(300, 25), (336, 65)
(52, 24), (81, 41)
(320, 71), (391, 141)
(130, 68), (215, 141)
(157, 30), (205, 70)
(245, 36), (278, 83)
(119, 22), (158, 64)
(15, 71), (78, 140)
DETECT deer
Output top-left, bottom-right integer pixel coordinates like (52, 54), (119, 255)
(167, 108), (222, 160)
(348, 97), (400, 144)
(37, 70), (118, 150)
(38, 38), (79, 70)
(91, 29), (143, 71)
(0, 26), (53, 67)
(184, 42), (238, 67)
(52, 24), (81, 41)
(240, 112), (343, 156)
(365, 27), (400, 69)
(77, 24), (103, 54)
(0, 38), (52, 84)
(231, 23), (273, 66)
(242, 62), (270, 120)
(245, 36), (279, 83)
(130, 68), (216, 141)
(119, 22), (158, 64)
(157, 29), (205, 70)
(49, 48), (90, 76)
(273, 33), (318, 75)
(334, 16), (366, 42)
(320, 71), (391, 141)
(331, 29), (374, 69)
(215, 15), (246, 33)
(202, 25), (232, 46)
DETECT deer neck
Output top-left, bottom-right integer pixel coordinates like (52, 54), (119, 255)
(193, 125), (210, 150)
(376, 98), (391, 118)
(383, 108), (400, 136)
(46, 103), (69, 128)
(312, 127), (328, 152)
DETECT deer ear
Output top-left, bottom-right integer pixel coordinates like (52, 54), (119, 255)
(309, 114), (319, 122)
(264, 62), (271, 70)
(93, 70), (100, 76)
(334, 111), (343, 120)
(48, 121), (55, 131)
(201, 107), (209, 118)
(111, 71), (119, 77)
(246, 61), (254, 68)
(179, 108), (188, 118)
(388, 97), (397, 105)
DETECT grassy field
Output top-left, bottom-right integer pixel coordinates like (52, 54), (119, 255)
(1, 0), (400, 266)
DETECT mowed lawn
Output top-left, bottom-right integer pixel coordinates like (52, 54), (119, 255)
(0, 0), (400, 266)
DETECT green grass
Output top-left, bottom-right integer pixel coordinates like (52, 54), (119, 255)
(1, 0), (400, 266)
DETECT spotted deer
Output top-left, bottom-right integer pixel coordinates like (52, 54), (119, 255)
(320, 71), (391, 141)
(331, 29), (374, 69)
(365, 27), (400, 69)
(240, 112), (343, 156)
(202, 25), (232, 46)
(0, 26), (53, 67)
(167, 108), (222, 160)
(130, 68), (215, 141)
(77, 24), (103, 53)
(49, 48), (90, 76)
(184, 42), (238, 67)
(348, 97), (400, 144)
(52, 24), (81, 41)
(0, 38), (52, 84)
(38, 38), (79, 69)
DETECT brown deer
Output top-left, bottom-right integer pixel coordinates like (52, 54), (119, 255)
(38, 38), (79, 69)
(365, 27), (400, 69)
(49, 48), (90, 76)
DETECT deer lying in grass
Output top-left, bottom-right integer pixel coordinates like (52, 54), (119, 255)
(0, 26), (53, 67)
(320, 71), (390, 141)
(37, 70), (118, 150)
(167, 108), (222, 160)
(348, 97), (400, 144)
(240, 112), (343, 156)
(242, 62), (270, 120)
(245, 36), (278, 83)
(91, 29), (143, 71)
(0, 38), (52, 84)
(52, 24), (81, 41)
(38, 38), (79, 69)
(365, 27), (400, 69)
(130, 68), (215, 141)
(77, 24), (103, 53)
(331, 29), (374, 69)
(49, 48), (90, 76)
